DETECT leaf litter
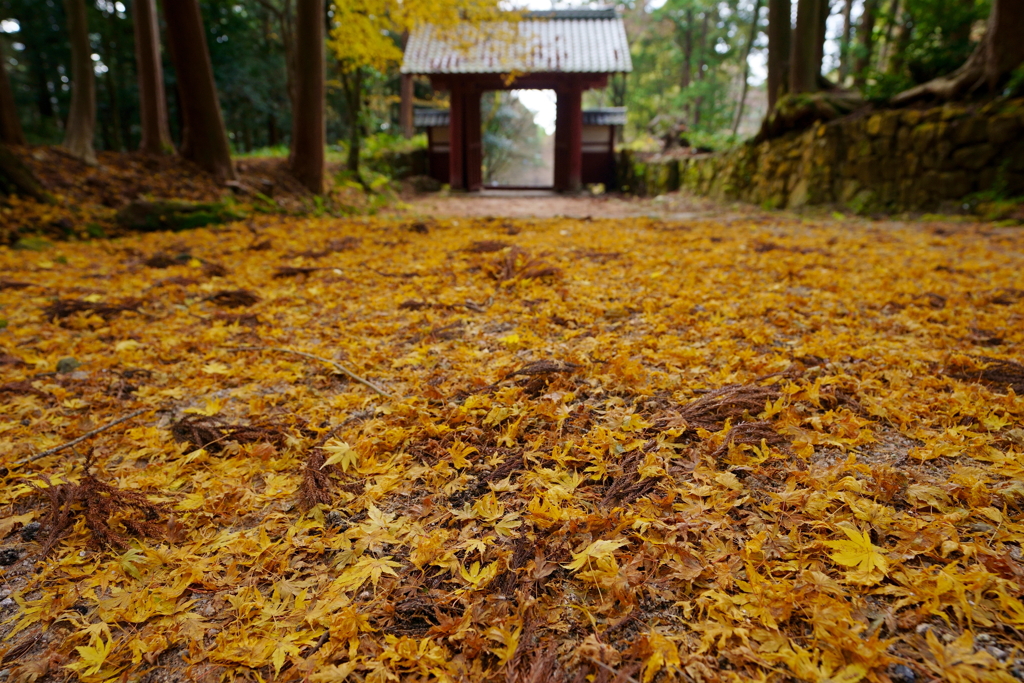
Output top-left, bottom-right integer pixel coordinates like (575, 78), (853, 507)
(1, 214), (1023, 682)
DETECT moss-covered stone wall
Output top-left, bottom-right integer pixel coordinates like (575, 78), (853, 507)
(619, 98), (1024, 213)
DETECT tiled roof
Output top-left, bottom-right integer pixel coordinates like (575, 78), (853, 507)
(583, 107), (627, 125)
(414, 108), (450, 128)
(402, 9), (632, 75)
(414, 107), (627, 128)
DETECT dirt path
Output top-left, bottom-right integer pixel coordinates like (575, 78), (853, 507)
(393, 188), (744, 220)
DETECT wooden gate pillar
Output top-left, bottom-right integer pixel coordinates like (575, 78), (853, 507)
(465, 89), (482, 191)
(554, 80), (583, 192)
(448, 85), (464, 190)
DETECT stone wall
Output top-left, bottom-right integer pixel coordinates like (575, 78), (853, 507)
(618, 98), (1024, 212)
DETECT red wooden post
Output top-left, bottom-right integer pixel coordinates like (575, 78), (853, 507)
(553, 88), (569, 191)
(554, 82), (583, 192)
(566, 81), (583, 192)
(448, 86), (464, 190)
(465, 88), (483, 191)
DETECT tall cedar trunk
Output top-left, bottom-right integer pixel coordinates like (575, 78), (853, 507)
(63, 0), (97, 164)
(838, 0), (854, 81)
(289, 0), (325, 194)
(878, 0), (900, 71)
(893, 0), (1024, 103)
(101, 33), (125, 152)
(282, 0), (297, 116)
(400, 32), (414, 139)
(814, 0), (830, 77)
(341, 68), (364, 177)
(854, 0), (879, 87)
(0, 40), (26, 145)
(1, 142), (51, 202)
(32, 51), (56, 122)
(733, 0), (763, 135)
(790, 0), (822, 93)
(163, 0), (237, 181)
(680, 10), (694, 90)
(767, 0), (791, 109)
(133, 0), (173, 153)
(888, 5), (913, 75)
(693, 10), (711, 126)
(400, 75), (414, 139)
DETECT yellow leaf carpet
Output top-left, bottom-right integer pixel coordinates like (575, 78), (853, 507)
(1, 214), (1023, 682)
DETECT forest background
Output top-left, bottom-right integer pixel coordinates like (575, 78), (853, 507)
(0, 0), (998, 181)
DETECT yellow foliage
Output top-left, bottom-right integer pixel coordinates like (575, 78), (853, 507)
(2, 213), (1023, 682)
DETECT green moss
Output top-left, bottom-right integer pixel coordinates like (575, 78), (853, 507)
(115, 200), (245, 232)
(14, 236), (53, 251)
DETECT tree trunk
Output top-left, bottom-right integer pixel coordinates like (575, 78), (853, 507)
(400, 74), (414, 139)
(693, 9), (711, 126)
(767, 0), (792, 109)
(289, 0), (325, 194)
(790, 0), (822, 93)
(814, 0), (830, 77)
(63, 0), (97, 164)
(341, 67), (364, 180)
(0, 40), (26, 146)
(877, 0), (900, 72)
(163, 0), (237, 180)
(133, 0), (174, 154)
(31, 50), (56, 123)
(854, 0), (879, 88)
(887, 5), (913, 75)
(893, 0), (1024, 104)
(838, 0), (854, 81)
(680, 10), (694, 91)
(733, 0), (764, 135)
(101, 49), (125, 152)
(0, 142), (51, 202)
(400, 31), (414, 139)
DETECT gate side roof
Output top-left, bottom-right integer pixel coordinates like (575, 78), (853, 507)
(401, 9), (632, 75)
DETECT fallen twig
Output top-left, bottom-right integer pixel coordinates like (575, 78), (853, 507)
(589, 658), (641, 683)
(228, 346), (393, 398)
(18, 409), (149, 466)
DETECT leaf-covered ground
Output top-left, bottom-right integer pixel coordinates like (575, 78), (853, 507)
(1, 211), (1023, 683)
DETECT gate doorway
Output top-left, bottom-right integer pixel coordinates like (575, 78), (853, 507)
(481, 90), (554, 189)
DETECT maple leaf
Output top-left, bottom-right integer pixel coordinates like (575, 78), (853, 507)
(641, 632), (681, 683)
(310, 662), (359, 682)
(824, 525), (889, 580)
(335, 555), (402, 590)
(321, 439), (359, 472)
(72, 629), (114, 676)
(449, 440), (478, 468)
(564, 538), (630, 572)
(201, 361), (230, 375)
(458, 560), (499, 587)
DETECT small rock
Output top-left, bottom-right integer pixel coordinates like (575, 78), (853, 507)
(20, 522), (41, 542)
(988, 647), (1008, 662)
(889, 664), (917, 683)
(56, 357), (81, 373)
(0, 548), (20, 566)
(325, 510), (344, 529)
